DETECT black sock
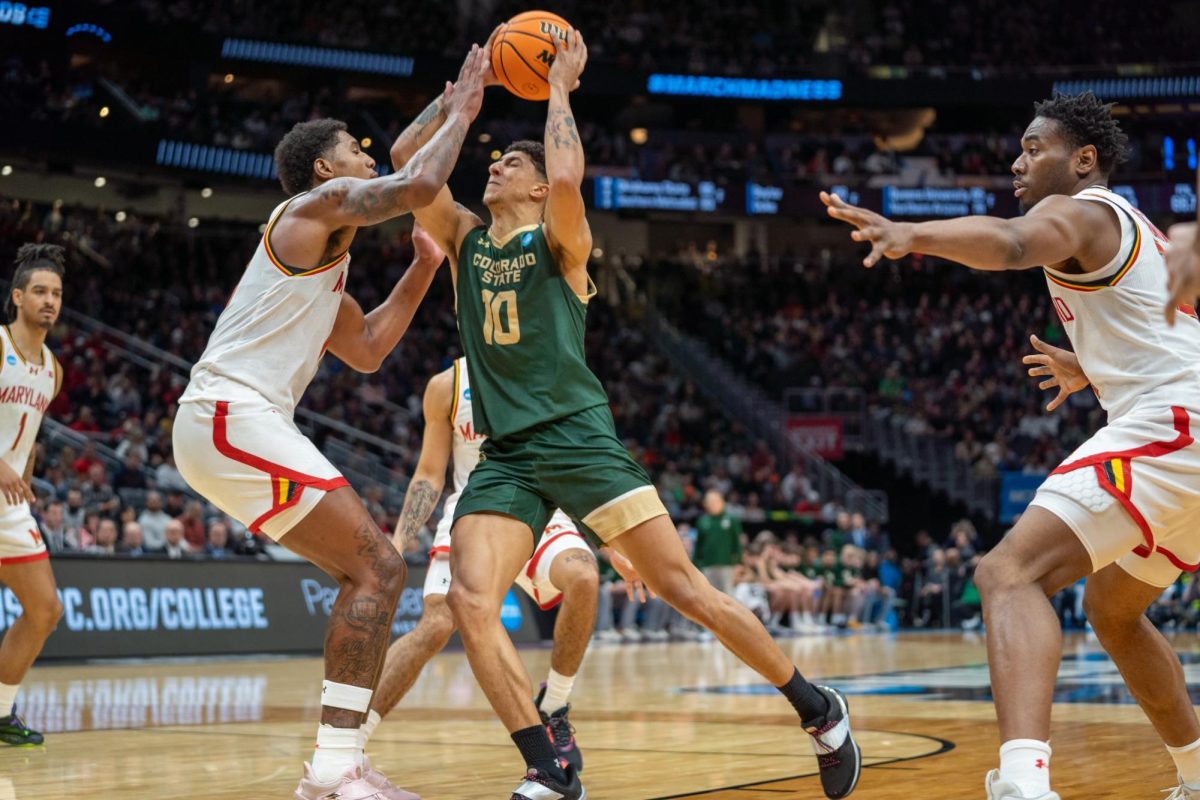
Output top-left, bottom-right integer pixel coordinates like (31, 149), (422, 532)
(776, 668), (829, 723)
(511, 724), (565, 780)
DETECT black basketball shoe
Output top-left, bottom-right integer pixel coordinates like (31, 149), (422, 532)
(509, 763), (586, 800)
(535, 685), (584, 773)
(803, 685), (862, 798)
(0, 712), (43, 746)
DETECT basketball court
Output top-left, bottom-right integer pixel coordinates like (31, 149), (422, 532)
(2, 631), (1179, 798)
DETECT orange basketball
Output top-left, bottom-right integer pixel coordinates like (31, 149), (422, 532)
(490, 11), (572, 101)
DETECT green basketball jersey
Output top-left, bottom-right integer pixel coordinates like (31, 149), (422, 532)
(456, 223), (608, 440)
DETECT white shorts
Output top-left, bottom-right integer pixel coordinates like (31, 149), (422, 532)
(173, 396), (348, 540)
(1030, 405), (1200, 588)
(423, 509), (589, 609)
(0, 502), (47, 565)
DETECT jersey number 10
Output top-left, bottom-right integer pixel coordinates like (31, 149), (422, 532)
(481, 290), (521, 346)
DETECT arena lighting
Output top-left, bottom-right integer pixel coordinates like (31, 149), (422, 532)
(360, 137), (372, 148)
(187, 217), (199, 228)
(114, 211), (126, 222)
(93, 176), (106, 188)
(629, 128), (648, 144)
(0, 165), (11, 177)
(156, 139), (277, 180)
(200, 187), (213, 198)
(221, 38), (414, 77)
(647, 73), (842, 101)
(478, 133), (492, 143)
(1053, 76), (1200, 99)
(98, 106), (109, 118)
(223, 73), (234, 83)
(65, 22), (111, 42)
(0, 3), (50, 29)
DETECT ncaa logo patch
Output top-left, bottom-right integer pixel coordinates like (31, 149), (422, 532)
(520, 232), (534, 247)
(464, 388), (471, 400)
(5, 354), (15, 366)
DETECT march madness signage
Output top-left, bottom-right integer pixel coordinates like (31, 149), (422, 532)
(3, 557), (542, 660)
(786, 417), (844, 460)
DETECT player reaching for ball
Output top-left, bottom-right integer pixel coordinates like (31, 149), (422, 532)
(172, 46), (488, 800)
(824, 91), (1200, 800)
(390, 18), (861, 800)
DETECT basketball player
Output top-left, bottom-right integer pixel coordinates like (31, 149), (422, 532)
(391, 28), (860, 800)
(361, 357), (606, 777)
(0, 244), (64, 747)
(172, 47), (488, 800)
(824, 91), (1200, 800)
(1164, 168), (1200, 323)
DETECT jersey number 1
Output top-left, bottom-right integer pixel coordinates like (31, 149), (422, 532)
(482, 290), (521, 345)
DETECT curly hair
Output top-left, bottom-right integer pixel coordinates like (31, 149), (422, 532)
(273, 119), (348, 196)
(1033, 91), (1130, 175)
(7, 243), (65, 322)
(503, 140), (547, 180)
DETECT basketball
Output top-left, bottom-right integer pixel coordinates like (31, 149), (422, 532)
(490, 11), (572, 101)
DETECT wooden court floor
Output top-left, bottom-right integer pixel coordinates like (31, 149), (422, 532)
(0, 631), (1192, 799)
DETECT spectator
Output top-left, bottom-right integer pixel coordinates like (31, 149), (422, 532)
(137, 490), (171, 550)
(119, 521), (149, 556)
(39, 500), (78, 553)
(178, 500), (205, 550)
(693, 490), (743, 595)
(63, 488), (86, 533)
(781, 463), (819, 509)
(204, 520), (232, 559)
(80, 463), (120, 515)
(155, 451), (189, 493)
(114, 452), (147, 491)
(86, 518), (119, 555)
(162, 519), (192, 559)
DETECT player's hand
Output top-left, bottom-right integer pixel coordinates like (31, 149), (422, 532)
(481, 23), (507, 88)
(609, 549), (654, 603)
(0, 460), (35, 506)
(820, 190), (915, 268)
(547, 26), (586, 91)
(443, 44), (488, 122)
(1165, 221), (1200, 325)
(1022, 334), (1089, 412)
(411, 221), (446, 268)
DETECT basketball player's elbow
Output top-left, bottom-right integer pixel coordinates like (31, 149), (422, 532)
(547, 170), (583, 192)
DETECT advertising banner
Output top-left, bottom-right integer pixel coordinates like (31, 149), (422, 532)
(1, 557), (542, 660)
(786, 417), (844, 460)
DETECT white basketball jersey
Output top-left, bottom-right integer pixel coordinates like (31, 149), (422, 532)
(1043, 186), (1200, 420)
(0, 327), (58, 493)
(435, 358), (486, 544)
(181, 196), (350, 415)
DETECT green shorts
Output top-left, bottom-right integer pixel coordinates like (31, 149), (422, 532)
(453, 404), (668, 544)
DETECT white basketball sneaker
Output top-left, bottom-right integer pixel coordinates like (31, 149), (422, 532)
(984, 769), (1061, 800)
(1164, 776), (1200, 799)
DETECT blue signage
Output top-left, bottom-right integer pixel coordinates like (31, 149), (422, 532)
(999, 471), (1047, 523)
(0, 2), (50, 29)
(647, 74), (842, 101)
(222, 38), (414, 77)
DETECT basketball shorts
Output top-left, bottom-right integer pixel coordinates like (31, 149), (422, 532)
(1030, 404), (1200, 588)
(425, 509), (589, 610)
(0, 501), (47, 565)
(174, 396), (349, 540)
(453, 404), (667, 544)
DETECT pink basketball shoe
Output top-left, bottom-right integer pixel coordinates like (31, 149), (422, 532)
(293, 763), (389, 800)
(362, 756), (422, 800)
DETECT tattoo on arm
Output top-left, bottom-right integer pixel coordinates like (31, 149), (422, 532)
(396, 96), (448, 159)
(325, 115), (468, 225)
(396, 479), (439, 548)
(547, 106), (581, 151)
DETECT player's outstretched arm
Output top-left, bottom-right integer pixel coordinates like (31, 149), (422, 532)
(542, 27), (593, 276)
(392, 370), (455, 551)
(327, 223), (446, 372)
(297, 46), (488, 232)
(1164, 169), (1200, 324)
(1021, 334), (1090, 412)
(821, 190), (1119, 272)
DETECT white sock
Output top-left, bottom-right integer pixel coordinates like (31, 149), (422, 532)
(999, 739), (1052, 797)
(539, 669), (576, 713)
(359, 709), (382, 747)
(0, 683), (18, 717)
(1168, 738), (1200, 787)
(311, 724), (362, 783)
